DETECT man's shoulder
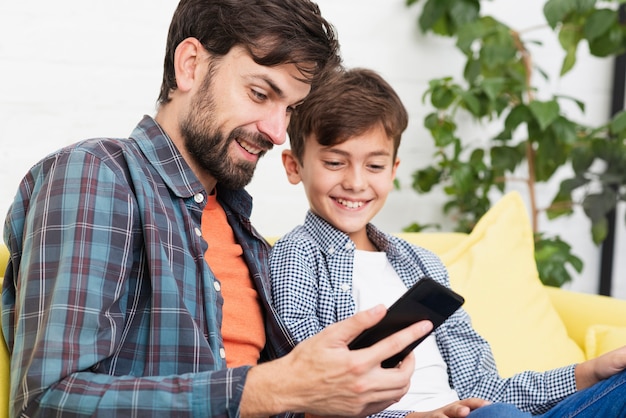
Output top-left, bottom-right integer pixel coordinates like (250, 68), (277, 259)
(41, 136), (139, 164)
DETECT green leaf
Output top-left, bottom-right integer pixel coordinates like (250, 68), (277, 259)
(547, 185), (576, 219)
(583, 9), (616, 42)
(549, 116), (578, 144)
(588, 26), (625, 57)
(610, 110), (626, 135)
(425, 113), (458, 147)
(528, 100), (560, 131)
(554, 94), (586, 112)
(591, 217), (608, 244)
(481, 78), (507, 101)
(451, 164), (475, 193)
(449, 0), (480, 29)
(460, 90), (482, 116)
(504, 104), (533, 132)
(544, 0), (597, 28)
(418, 0), (446, 34)
(491, 145), (525, 172)
(558, 24), (583, 75)
(571, 146), (595, 175)
(464, 58), (482, 83)
(412, 166), (442, 193)
(582, 192), (617, 223)
(431, 85), (457, 109)
(534, 234), (581, 286)
(561, 49), (577, 76)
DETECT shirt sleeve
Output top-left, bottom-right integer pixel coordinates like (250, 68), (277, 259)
(3, 147), (249, 417)
(269, 237), (327, 342)
(438, 306), (578, 415)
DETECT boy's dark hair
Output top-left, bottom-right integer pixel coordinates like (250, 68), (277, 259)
(158, 0), (341, 104)
(287, 68), (408, 163)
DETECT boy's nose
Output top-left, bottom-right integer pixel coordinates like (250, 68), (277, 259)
(343, 167), (367, 191)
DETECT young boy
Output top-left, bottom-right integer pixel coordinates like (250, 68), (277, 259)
(269, 68), (626, 417)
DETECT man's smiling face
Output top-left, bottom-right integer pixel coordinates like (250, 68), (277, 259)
(182, 44), (311, 189)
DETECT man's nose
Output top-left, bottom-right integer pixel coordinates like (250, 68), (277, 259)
(257, 107), (288, 145)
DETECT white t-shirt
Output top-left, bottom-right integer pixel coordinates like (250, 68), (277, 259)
(352, 250), (460, 411)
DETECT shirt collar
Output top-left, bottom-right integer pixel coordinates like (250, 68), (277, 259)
(302, 211), (396, 256)
(130, 115), (254, 218)
(130, 115), (204, 199)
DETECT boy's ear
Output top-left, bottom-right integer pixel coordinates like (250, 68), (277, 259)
(281, 149), (302, 185)
(391, 157), (400, 180)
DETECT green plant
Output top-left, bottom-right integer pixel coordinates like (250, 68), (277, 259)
(406, 0), (626, 286)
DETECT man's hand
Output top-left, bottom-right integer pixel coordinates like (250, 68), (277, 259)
(575, 345), (626, 390)
(406, 398), (491, 418)
(241, 304), (433, 417)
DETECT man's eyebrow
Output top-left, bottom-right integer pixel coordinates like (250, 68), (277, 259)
(249, 73), (308, 106)
(254, 74), (285, 98)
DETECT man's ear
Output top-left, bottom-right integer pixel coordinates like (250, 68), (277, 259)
(281, 149), (302, 185)
(173, 37), (205, 93)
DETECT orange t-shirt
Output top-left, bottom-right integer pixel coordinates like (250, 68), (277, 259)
(201, 193), (266, 367)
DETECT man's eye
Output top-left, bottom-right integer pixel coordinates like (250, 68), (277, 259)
(251, 90), (267, 101)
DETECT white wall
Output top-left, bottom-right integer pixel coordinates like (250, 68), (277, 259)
(1, 0), (623, 298)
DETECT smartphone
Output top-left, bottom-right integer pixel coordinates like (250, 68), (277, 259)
(348, 277), (464, 368)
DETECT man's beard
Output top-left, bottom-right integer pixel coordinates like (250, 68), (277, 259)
(180, 73), (272, 190)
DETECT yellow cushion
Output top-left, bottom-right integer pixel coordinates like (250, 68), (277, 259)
(0, 244), (9, 417)
(0, 246), (8, 277)
(394, 232), (467, 256)
(437, 192), (585, 377)
(585, 325), (626, 359)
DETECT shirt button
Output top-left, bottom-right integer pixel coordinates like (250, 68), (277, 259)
(194, 193), (204, 203)
(194, 227), (202, 237)
(213, 281), (221, 292)
(328, 246), (335, 254)
(219, 347), (226, 359)
(345, 242), (352, 250)
(340, 283), (350, 292)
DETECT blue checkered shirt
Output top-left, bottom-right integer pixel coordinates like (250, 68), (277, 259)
(270, 211), (578, 416)
(3, 116), (297, 417)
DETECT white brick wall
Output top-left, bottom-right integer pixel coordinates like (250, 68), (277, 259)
(1, 0), (623, 297)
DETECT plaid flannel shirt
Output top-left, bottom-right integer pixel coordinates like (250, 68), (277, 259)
(3, 115), (297, 417)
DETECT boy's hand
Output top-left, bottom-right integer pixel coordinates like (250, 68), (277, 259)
(575, 345), (626, 390)
(406, 398), (491, 418)
(242, 304), (433, 417)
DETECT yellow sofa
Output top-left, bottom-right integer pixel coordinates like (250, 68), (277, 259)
(1, 192), (625, 416)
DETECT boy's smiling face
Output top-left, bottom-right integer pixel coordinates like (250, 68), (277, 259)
(282, 123), (400, 249)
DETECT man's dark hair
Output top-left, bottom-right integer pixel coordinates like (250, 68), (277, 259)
(288, 68), (408, 162)
(158, 0), (341, 104)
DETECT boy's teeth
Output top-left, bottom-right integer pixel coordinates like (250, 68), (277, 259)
(337, 198), (363, 208)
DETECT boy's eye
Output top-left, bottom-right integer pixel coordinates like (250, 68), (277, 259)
(323, 160), (343, 169)
(369, 164), (386, 171)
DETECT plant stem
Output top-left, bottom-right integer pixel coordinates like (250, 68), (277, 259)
(513, 28), (540, 233)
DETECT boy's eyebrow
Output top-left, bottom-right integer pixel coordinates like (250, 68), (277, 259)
(321, 147), (392, 157)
